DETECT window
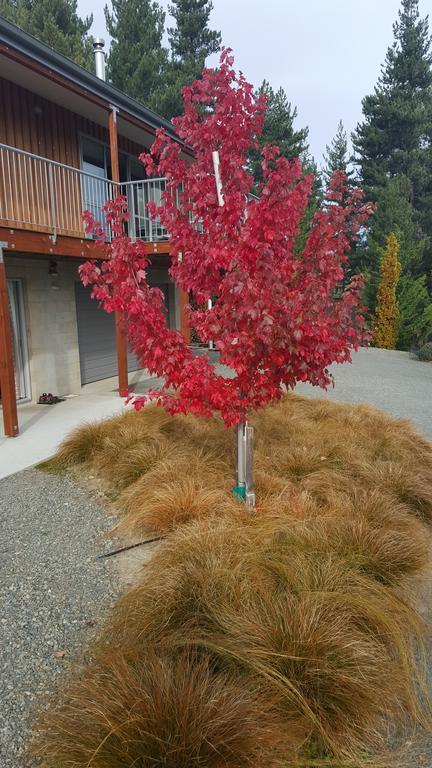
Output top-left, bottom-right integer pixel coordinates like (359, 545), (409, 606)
(7, 279), (30, 401)
(81, 137), (109, 231)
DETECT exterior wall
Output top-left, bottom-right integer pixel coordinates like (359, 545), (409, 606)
(5, 255), (178, 401)
(0, 76), (144, 165)
(5, 255), (82, 400)
(0, 77), (148, 239)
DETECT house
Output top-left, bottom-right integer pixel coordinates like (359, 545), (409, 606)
(0, 17), (190, 437)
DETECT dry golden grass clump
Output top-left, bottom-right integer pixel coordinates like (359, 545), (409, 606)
(35, 394), (432, 766)
(116, 471), (237, 535)
(49, 395), (432, 538)
(34, 647), (294, 768)
(33, 515), (430, 767)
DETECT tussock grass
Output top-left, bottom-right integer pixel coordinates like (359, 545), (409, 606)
(47, 420), (112, 469)
(50, 395), (432, 539)
(114, 451), (238, 535)
(34, 395), (432, 767)
(34, 648), (294, 768)
(116, 474), (239, 536)
(34, 514), (431, 766)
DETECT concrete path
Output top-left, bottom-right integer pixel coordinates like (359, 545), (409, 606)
(0, 370), (157, 480)
(1, 348), (431, 479)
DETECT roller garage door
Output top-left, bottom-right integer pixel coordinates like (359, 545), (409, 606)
(75, 282), (142, 385)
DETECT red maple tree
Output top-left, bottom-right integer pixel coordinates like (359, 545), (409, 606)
(80, 50), (371, 427)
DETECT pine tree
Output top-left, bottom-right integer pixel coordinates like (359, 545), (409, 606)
(366, 177), (425, 272)
(294, 151), (323, 256)
(353, 0), (432, 314)
(249, 81), (309, 186)
(0, 0), (94, 69)
(247, 81), (317, 254)
(168, 0), (220, 62)
(359, 177), (432, 348)
(322, 121), (359, 278)
(104, 0), (168, 107)
(322, 120), (353, 187)
(398, 274), (432, 348)
(353, 0), (432, 207)
(373, 232), (401, 349)
(359, 177), (425, 314)
(151, 0), (221, 119)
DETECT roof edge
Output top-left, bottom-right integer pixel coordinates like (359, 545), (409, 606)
(0, 15), (180, 141)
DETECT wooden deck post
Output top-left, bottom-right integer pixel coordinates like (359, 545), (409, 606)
(108, 106), (128, 396)
(0, 243), (18, 437)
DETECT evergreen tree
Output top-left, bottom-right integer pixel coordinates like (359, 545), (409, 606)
(322, 120), (359, 276)
(249, 81), (309, 186)
(353, 0), (432, 327)
(152, 0), (221, 119)
(247, 81), (318, 254)
(168, 0), (220, 62)
(0, 0), (94, 69)
(398, 274), (432, 348)
(373, 232), (401, 349)
(368, 177), (425, 273)
(323, 119), (353, 186)
(353, 0), (432, 207)
(146, 59), (194, 118)
(359, 177), (426, 313)
(104, 0), (168, 107)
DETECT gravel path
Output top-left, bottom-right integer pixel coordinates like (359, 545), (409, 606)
(296, 347), (432, 441)
(0, 469), (119, 768)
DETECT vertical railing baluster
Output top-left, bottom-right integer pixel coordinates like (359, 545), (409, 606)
(48, 163), (57, 242)
(130, 183), (136, 242)
(17, 153), (23, 224)
(28, 155), (35, 228)
(22, 154), (29, 223)
(0, 148), (3, 221)
(63, 166), (68, 234)
(0, 148), (5, 221)
(149, 182), (154, 241)
(74, 168), (81, 236)
(7, 151), (12, 223)
(64, 167), (70, 234)
(42, 161), (49, 228)
(54, 165), (60, 232)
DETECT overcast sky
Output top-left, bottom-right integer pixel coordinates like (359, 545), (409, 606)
(79, 0), (432, 166)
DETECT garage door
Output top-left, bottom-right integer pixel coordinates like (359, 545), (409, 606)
(75, 283), (144, 385)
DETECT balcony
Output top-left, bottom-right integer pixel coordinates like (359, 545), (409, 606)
(0, 143), (169, 244)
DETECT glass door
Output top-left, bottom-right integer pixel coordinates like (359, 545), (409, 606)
(7, 279), (30, 401)
(81, 137), (109, 234)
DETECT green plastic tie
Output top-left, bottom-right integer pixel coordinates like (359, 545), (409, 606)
(232, 483), (246, 501)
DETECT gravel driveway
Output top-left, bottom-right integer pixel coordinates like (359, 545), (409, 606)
(0, 469), (119, 768)
(296, 347), (432, 441)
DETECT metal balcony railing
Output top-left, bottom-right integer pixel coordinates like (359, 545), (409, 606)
(0, 143), (170, 243)
(121, 178), (169, 242)
(0, 143), (255, 245)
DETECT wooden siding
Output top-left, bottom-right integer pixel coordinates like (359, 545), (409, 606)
(0, 77), (146, 239)
(0, 77), (144, 164)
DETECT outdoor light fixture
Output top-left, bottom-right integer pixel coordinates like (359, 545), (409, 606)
(48, 259), (59, 291)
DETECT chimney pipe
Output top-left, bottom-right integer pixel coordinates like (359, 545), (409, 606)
(93, 38), (106, 81)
